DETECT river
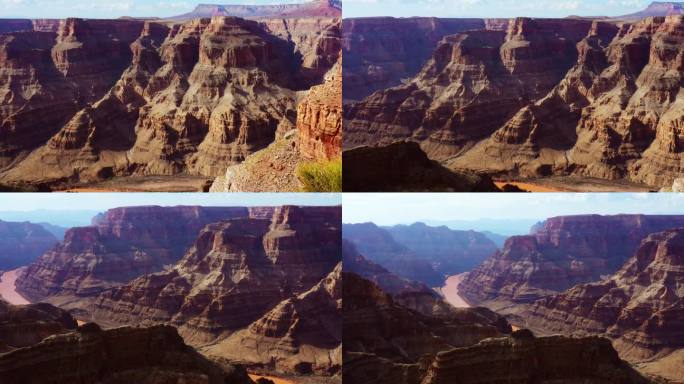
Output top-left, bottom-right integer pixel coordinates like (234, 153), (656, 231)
(0, 268), (31, 305)
(440, 273), (471, 308)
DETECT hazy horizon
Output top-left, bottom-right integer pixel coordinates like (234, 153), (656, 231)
(344, 0), (660, 19)
(343, 193), (684, 227)
(0, 0), (313, 19)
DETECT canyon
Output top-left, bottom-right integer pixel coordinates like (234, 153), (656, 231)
(342, 271), (648, 384)
(5, 204), (342, 382)
(522, 228), (684, 382)
(0, 219), (58, 270)
(343, 221), (498, 287)
(460, 214), (684, 307)
(0, 1), (341, 192)
(343, 8), (684, 191)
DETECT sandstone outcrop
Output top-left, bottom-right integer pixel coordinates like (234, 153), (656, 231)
(0, 220), (58, 270)
(297, 58), (341, 161)
(343, 222), (443, 286)
(170, 0), (341, 21)
(0, 15), (340, 191)
(88, 206), (341, 346)
(342, 17), (510, 101)
(203, 263), (342, 375)
(386, 222), (499, 277)
(460, 214), (684, 306)
(0, 300), (77, 350)
(523, 228), (684, 381)
(344, 16), (684, 189)
(421, 332), (649, 384)
(343, 141), (501, 192)
(0, 323), (253, 384)
(16, 206), (250, 302)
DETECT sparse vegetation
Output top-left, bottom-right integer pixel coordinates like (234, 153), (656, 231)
(296, 158), (342, 192)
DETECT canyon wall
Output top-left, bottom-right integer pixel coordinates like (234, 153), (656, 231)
(0, 220), (58, 270)
(0, 15), (340, 190)
(345, 16), (684, 188)
(523, 228), (684, 381)
(89, 206), (341, 343)
(460, 215), (684, 305)
(15, 206), (250, 301)
(342, 17), (509, 101)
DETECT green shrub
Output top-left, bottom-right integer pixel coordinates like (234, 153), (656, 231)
(297, 158), (342, 192)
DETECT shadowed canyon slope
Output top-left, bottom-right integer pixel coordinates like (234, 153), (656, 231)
(522, 228), (684, 382)
(0, 11), (340, 191)
(460, 214), (684, 307)
(0, 220), (58, 270)
(342, 272), (647, 384)
(344, 14), (684, 189)
(343, 222), (497, 287)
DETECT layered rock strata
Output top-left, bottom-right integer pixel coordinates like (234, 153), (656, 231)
(0, 220), (58, 270)
(460, 214), (684, 305)
(0, 300), (77, 350)
(524, 228), (684, 372)
(0, 15), (340, 190)
(16, 206), (250, 301)
(421, 332), (649, 384)
(203, 263), (342, 375)
(345, 16), (684, 189)
(0, 323), (253, 384)
(342, 17), (510, 100)
(89, 206), (341, 345)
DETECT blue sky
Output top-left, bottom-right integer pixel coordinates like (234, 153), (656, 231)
(0, 193), (340, 212)
(343, 193), (684, 225)
(0, 0), (306, 19)
(344, 0), (656, 18)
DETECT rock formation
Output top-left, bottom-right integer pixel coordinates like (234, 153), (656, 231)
(15, 206), (250, 302)
(170, 0), (341, 21)
(343, 141), (501, 192)
(203, 263), (342, 375)
(0, 300), (77, 350)
(385, 222), (499, 277)
(421, 332), (649, 384)
(0, 323), (253, 384)
(88, 206), (341, 346)
(343, 222), (444, 286)
(343, 273), (648, 384)
(342, 17), (510, 100)
(342, 272), (514, 384)
(0, 220), (58, 270)
(460, 214), (684, 306)
(523, 228), (684, 381)
(297, 58), (342, 161)
(344, 16), (684, 189)
(0, 14), (340, 191)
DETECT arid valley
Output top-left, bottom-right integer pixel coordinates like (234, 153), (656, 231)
(342, 193), (684, 384)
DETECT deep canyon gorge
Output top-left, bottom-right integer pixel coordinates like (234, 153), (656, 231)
(0, 0), (341, 192)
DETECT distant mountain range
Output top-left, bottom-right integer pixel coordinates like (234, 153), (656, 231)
(169, 0), (341, 20)
(0, 210), (99, 228)
(619, 1), (684, 19)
